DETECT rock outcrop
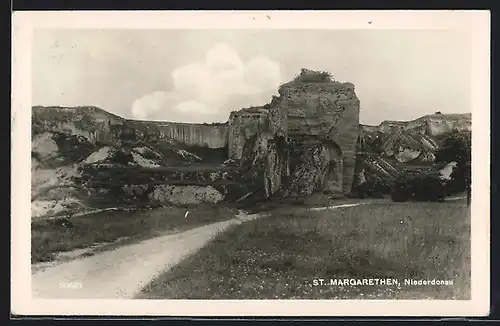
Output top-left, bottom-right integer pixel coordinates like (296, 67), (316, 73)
(228, 106), (270, 160)
(285, 136), (343, 197)
(230, 68), (360, 199)
(281, 69), (360, 194)
(359, 113), (471, 163)
(231, 102), (289, 199)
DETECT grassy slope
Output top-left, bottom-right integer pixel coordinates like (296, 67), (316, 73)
(138, 200), (470, 300)
(31, 205), (236, 264)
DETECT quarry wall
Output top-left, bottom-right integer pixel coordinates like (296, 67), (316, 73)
(228, 95), (287, 160)
(32, 106), (229, 149)
(124, 121), (228, 149)
(279, 80), (360, 193)
(32, 106), (125, 145)
(228, 107), (269, 160)
(362, 113), (472, 138)
(235, 101), (289, 199)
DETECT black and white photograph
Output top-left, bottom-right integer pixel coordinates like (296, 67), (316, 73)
(11, 11), (490, 316)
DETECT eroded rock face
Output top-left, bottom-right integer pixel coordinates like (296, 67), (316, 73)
(32, 106), (229, 150)
(239, 133), (289, 199)
(125, 120), (228, 149)
(32, 106), (124, 145)
(425, 115), (471, 137)
(285, 137), (343, 198)
(228, 107), (270, 160)
(279, 75), (360, 193)
(231, 69), (360, 199)
(228, 95), (287, 161)
(228, 93), (291, 199)
(359, 113), (471, 163)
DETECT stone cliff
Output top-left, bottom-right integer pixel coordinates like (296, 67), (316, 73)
(32, 106), (124, 145)
(230, 68), (360, 199)
(125, 120), (228, 149)
(32, 106), (228, 150)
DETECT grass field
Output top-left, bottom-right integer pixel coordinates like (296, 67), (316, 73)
(31, 204), (236, 264)
(137, 199), (470, 300)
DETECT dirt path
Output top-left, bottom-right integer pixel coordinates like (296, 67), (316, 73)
(32, 203), (365, 299)
(32, 219), (240, 299)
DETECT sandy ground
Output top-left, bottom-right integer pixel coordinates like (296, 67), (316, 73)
(31, 203), (364, 299)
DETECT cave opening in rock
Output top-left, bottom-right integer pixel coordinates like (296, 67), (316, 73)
(321, 140), (343, 194)
(321, 160), (339, 194)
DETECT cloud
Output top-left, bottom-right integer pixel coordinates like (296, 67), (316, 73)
(131, 91), (180, 120)
(131, 43), (282, 123)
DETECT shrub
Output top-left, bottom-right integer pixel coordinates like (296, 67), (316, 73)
(354, 176), (391, 199)
(390, 174), (413, 202)
(295, 70), (333, 83)
(411, 172), (447, 202)
(390, 171), (446, 202)
(435, 130), (471, 204)
(444, 165), (470, 196)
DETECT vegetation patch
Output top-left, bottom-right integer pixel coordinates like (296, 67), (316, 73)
(390, 171), (447, 202)
(31, 205), (236, 264)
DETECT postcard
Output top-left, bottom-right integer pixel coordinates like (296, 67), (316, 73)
(11, 10), (490, 316)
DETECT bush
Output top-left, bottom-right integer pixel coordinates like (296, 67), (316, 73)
(390, 175), (413, 202)
(411, 172), (446, 202)
(354, 176), (391, 199)
(295, 70), (333, 83)
(435, 131), (471, 202)
(390, 171), (446, 202)
(444, 165), (470, 196)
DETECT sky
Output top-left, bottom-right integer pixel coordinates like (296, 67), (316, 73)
(32, 29), (471, 125)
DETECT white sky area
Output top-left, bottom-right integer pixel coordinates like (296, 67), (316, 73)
(32, 29), (471, 125)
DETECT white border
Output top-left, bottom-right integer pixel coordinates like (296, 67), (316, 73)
(11, 10), (491, 316)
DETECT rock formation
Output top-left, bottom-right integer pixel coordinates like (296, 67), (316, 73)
(125, 120), (228, 149)
(359, 112), (471, 163)
(228, 99), (289, 199)
(32, 106), (124, 145)
(33, 106), (229, 150)
(281, 69), (360, 195)
(230, 68), (360, 199)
